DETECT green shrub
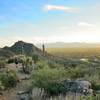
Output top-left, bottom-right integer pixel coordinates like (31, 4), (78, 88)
(32, 66), (67, 95)
(25, 57), (33, 73)
(0, 60), (6, 68)
(32, 54), (39, 63)
(67, 67), (85, 79)
(35, 60), (49, 70)
(7, 58), (15, 63)
(86, 94), (100, 100)
(86, 75), (100, 90)
(91, 81), (100, 90)
(47, 61), (60, 69)
(0, 69), (17, 89)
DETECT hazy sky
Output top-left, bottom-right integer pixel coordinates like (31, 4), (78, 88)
(0, 0), (100, 46)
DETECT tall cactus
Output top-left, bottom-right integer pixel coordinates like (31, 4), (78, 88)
(42, 44), (45, 56)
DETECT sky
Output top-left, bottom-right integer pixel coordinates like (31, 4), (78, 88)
(0, 0), (100, 47)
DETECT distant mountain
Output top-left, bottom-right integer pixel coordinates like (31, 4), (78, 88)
(1, 41), (100, 58)
(36, 42), (100, 48)
(1, 41), (44, 58)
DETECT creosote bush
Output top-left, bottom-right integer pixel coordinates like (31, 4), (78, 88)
(0, 60), (6, 68)
(32, 53), (39, 63)
(0, 69), (17, 90)
(32, 61), (68, 95)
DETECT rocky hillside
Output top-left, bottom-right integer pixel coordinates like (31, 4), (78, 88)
(0, 41), (44, 58)
(0, 41), (77, 67)
(0, 49), (15, 58)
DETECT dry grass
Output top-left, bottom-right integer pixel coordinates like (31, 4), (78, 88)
(46, 47), (100, 58)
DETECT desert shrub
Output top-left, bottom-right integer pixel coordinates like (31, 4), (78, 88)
(91, 82), (100, 90)
(47, 61), (60, 69)
(7, 58), (15, 63)
(32, 54), (39, 63)
(35, 60), (49, 70)
(84, 74), (100, 91)
(7, 55), (26, 64)
(17, 55), (26, 63)
(0, 60), (6, 68)
(67, 67), (85, 79)
(32, 66), (67, 95)
(21, 56), (33, 73)
(90, 77), (100, 90)
(0, 69), (17, 89)
(25, 57), (33, 73)
(86, 94), (100, 100)
(35, 60), (60, 70)
(7, 58), (15, 64)
(0, 57), (6, 61)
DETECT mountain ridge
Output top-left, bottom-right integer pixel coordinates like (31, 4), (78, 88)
(0, 41), (44, 58)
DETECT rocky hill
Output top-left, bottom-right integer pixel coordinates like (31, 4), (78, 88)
(0, 49), (15, 58)
(0, 41), (44, 58)
(0, 41), (77, 67)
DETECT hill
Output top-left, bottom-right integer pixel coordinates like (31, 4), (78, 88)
(0, 41), (81, 67)
(0, 49), (15, 58)
(0, 41), (44, 58)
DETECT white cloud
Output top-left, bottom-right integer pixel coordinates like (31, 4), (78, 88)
(78, 22), (95, 27)
(43, 5), (79, 13)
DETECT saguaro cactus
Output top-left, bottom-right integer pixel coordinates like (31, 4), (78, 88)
(42, 44), (45, 56)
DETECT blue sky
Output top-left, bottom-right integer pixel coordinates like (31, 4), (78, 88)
(0, 0), (100, 46)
